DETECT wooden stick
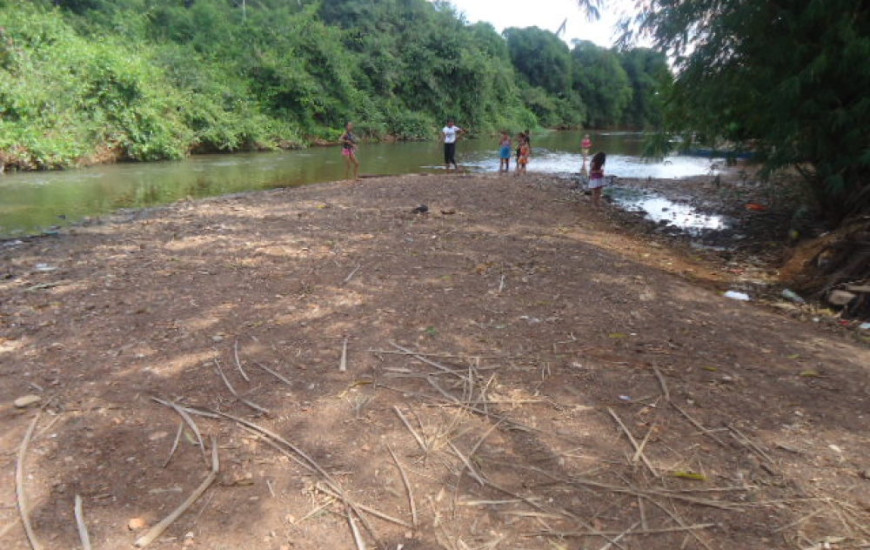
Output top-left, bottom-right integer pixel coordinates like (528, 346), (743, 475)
(606, 407), (658, 477)
(670, 403), (727, 446)
(389, 341), (466, 379)
(252, 361), (294, 387)
(387, 445), (418, 529)
(16, 413), (43, 550)
(74, 495), (92, 550)
(540, 523), (716, 538)
(215, 410), (384, 540)
(651, 364), (670, 402)
(134, 438), (220, 548)
(392, 406), (428, 454)
(214, 359), (269, 414)
(163, 421), (185, 469)
(369, 348), (510, 361)
(727, 424), (774, 464)
(317, 484), (411, 529)
(632, 424), (655, 465)
(339, 337), (349, 372)
(233, 339), (250, 382)
(348, 509), (366, 550)
(447, 441), (486, 486)
(598, 521), (640, 550)
(343, 265), (361, 284)
(151, 397), (207, 465)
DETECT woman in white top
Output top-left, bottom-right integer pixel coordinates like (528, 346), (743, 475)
(441, 120), (464, 171)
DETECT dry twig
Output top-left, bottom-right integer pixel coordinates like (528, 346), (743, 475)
(162, 421), (185, 469)
(348, 509), (366, 550)
(387, 444), (418, 529)
(233, 339), (250, 382)
(393, 406), (429, 454)
(16, 413), (43, 550)
(340, 336), (349, 372)
(214, 359), (269, 414)
(151, 397), (207, 464)
(651, 364), (670, 402)
(134, 437), (220, 548)
(252, 361), (294, 387)
(74, 495), (92, 550)
(670, 403), (727, 446)
(606, 407), (659, 477)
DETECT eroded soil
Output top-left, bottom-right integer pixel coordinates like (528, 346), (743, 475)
(1, 173), (868, 550)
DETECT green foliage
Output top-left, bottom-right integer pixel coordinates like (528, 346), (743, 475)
(1, 0), (668, 169)
(571, 41), (631, 127)
(630, 0), (870, 223)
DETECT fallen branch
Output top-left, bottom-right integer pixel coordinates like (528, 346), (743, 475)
(447, 441), (486, 486)
(598, 521), (641, 550)
(74, 495), (92, 550)
(162, 421), (185, 469)
(343, 265), (361, 284)
(538, 522), (716, 538)
(340, 337), (349, 372)
(253, 361), (294, 387)
(727, 424), (774, 464)
(606, 407), (659, 477)
(389, 341), (466, 379)
(214, 411), (382, 539)
(348, 509), (366, 550)
(651, 364), (670, 402)
(233, 339), (250, 382)
(392, 406), (428, 454)
(317, 484), (411, 529)
(16, 413), (43, 550)
(214, 359), (269, 414)
(670, 403), (727, 446)
(151, 397), (207, 465)
(134, 437), (220, 548)
(387, 444), (418, 529)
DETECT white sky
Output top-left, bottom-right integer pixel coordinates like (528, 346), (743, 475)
(435, 0), (635, 48)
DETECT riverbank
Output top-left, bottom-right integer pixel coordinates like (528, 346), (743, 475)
(1, 173), (868, 549)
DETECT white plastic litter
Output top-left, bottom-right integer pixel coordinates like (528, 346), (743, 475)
(724, 290), (751, 301)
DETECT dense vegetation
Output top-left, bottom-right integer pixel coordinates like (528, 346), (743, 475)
(0, 0), (670, 170)
(624, 0), (870, 224)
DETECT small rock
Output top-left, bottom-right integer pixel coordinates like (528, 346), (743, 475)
(127, 517), (148, 531)
(148, 431), (169, 441)
(14, 395), (41, 408)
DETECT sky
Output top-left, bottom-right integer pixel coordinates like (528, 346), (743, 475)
(433, 0), (635, 48)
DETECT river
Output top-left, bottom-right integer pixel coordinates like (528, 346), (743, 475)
(0, 130), (721, 238)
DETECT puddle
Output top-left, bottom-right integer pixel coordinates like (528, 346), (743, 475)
(607, 187), (729, 235)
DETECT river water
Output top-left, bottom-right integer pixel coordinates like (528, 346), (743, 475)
(0, 130), (722, 238)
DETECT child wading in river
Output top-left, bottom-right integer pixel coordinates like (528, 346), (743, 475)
(340, 122), (360, 180)
(517, 134), (530, 175)
(588, 151), (606, 207)
(498, 131), (512, 172)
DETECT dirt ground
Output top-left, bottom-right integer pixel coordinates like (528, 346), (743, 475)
(1, 172), (868, 550)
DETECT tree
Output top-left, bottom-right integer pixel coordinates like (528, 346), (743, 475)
(570, 40), (631, 127)
(617, 48), (669, 129)
(622, 0), (870, 223)
(504, 27), (572, 95)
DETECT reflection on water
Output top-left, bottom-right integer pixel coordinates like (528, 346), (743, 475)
(608, 187), (728, 234)
(0, 131), (723, 237)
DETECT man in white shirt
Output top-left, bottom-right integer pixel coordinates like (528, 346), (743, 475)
(441, 120), (464, 171)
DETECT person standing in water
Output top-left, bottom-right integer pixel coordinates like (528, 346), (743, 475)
(498, 131), (512, 172)
(517, 134), (531, 175)
(581, 134), (592, 160)
(588, 151), (606, 208)
(441, 119), (464, 171)
(340, 122), (360, 181)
